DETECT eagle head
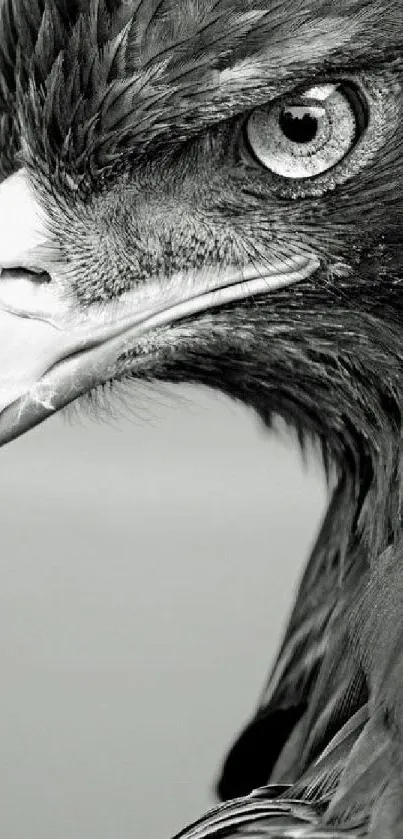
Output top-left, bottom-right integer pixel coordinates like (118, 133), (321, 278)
(0, 0), (402, 602)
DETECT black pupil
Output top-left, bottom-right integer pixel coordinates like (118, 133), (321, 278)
(279, 106), (318, 144)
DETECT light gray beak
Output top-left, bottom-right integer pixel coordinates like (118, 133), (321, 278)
(0, 168), (320, 446)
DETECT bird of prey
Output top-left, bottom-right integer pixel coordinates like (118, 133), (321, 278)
(0, 0), (402, 836)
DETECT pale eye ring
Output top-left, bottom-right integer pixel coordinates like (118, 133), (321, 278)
(243, 82), (368, 180)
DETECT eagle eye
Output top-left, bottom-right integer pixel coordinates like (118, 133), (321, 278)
(243, 81), (368, 180)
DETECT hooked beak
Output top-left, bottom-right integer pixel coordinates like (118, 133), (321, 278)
(0, 168), (319, 447)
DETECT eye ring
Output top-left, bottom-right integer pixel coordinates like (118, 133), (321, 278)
(242, 81), (369, 181)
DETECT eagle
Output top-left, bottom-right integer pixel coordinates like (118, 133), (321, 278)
(0, 0), (402, 836)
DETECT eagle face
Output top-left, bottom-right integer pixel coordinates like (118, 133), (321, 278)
(0, 1), (402, 514)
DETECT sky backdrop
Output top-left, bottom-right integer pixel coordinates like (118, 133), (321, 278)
(0, 382), (326, 839)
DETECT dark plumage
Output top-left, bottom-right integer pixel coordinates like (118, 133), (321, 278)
(0, 0), (403, 836)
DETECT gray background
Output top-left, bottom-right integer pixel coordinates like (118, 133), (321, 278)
(0, 383), (326, 839)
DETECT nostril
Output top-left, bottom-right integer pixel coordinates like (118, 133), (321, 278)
(0, 267), (63, 324)
(0, 267), (52, 282)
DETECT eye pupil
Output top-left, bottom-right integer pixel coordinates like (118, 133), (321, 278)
(279, 107), (319, 145)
